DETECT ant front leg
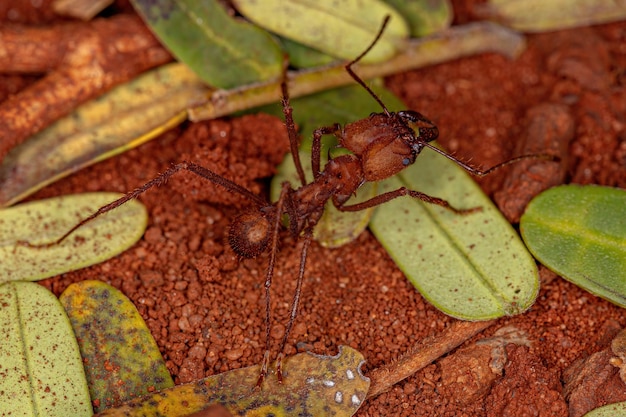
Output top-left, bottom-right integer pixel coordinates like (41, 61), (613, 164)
(336, 187), (481, 215)
(311, 124), (342, 179)
(20, 161), (267, 248)
(280, 61), (307, 187)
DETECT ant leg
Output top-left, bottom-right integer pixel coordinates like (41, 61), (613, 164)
(311, 124), (341, 179)
(256, 182), (290, 388)
(21, 161), (267, 248)
(280, 60), (307, 187)
(336, 187), (480, 215)
(275, 226), (313, 382)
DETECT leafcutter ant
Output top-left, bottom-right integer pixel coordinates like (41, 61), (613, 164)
(31, 17), (554, 386)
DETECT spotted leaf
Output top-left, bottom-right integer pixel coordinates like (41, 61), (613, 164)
(96, 346), (370, 417)
(0, 282), (91, 417)
(370, 146), (539, 320)
(0, 192), (147, 282)
(60, 280), (174, 413)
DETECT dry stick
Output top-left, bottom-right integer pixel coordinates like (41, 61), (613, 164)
(0, 14), (172, 163)
(367, 319), (496, 399)
(493, 103), (574, 223)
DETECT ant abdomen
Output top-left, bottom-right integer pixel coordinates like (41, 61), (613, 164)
(228, 210), (272, 258)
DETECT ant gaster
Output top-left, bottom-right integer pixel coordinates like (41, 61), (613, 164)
(33, 17), (554, 386)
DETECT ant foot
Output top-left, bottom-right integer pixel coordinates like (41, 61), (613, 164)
(255, 350), (271, 388)
(454, 205), (483, 215)
(16, 239), (56, 249)
(276, 352), (285, 384)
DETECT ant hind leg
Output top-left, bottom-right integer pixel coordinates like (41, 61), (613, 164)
(275, 227), (313, 383)
(255, 182), (290, 388)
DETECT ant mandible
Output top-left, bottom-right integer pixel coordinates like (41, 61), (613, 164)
(37, 16), (551, 386)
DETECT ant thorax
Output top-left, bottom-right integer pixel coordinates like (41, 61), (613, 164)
(283, 154), (361, 234)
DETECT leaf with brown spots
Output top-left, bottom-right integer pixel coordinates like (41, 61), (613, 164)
(370, 145), (540, 320)
(0, 192), (147, 282)
(95, 346), (369, 417)
(0, 281), (91, 417)
(60, 280), (174, 413)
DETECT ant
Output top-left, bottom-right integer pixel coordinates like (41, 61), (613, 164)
(31, 17), (553, 386)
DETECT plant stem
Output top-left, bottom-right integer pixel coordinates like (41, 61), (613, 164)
(366, 320), (496, 398)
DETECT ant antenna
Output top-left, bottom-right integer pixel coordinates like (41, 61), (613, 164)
(345, 16), (392, 116)
(423, 143), (559, 176)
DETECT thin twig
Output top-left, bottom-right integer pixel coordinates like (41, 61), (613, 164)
(367, 320), (496, 398)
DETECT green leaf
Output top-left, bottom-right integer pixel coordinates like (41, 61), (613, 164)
(277, 0), (455, 69)
(96, 346), (369, 417)
(232, 0), (409, 63)
(280, 36), (337, 69)
(60, 280), (174, 413)
(384, 0), (453, 37)
(0, 282), (92, 417)
(370, 148), (539, 320)
(583, 402), (626, 417)
(0, 63), (206, 207)
(130, 0), (283, 88)
(0, 192), (148, 282)
(520, 185), (626, 307)
(476, 0), (626, 32)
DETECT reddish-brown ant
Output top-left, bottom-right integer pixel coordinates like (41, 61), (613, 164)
(32, 17), (553, 386)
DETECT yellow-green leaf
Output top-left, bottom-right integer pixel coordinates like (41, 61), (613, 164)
(60, 280), (174, 413)
(583, 402), (626, 417)
(0, 63), (207, 207)
(232, 0), (409, 63)
(520, 185), (626, 307)
(96, 346), (369, 417)
(476, 0), (626, 32)
(385, 0), (453, 37)
(131, 0), (283, 88)
(0, 282), (92, 417)
(0, 192), (148, 282)
(370, 147), (539, 320)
